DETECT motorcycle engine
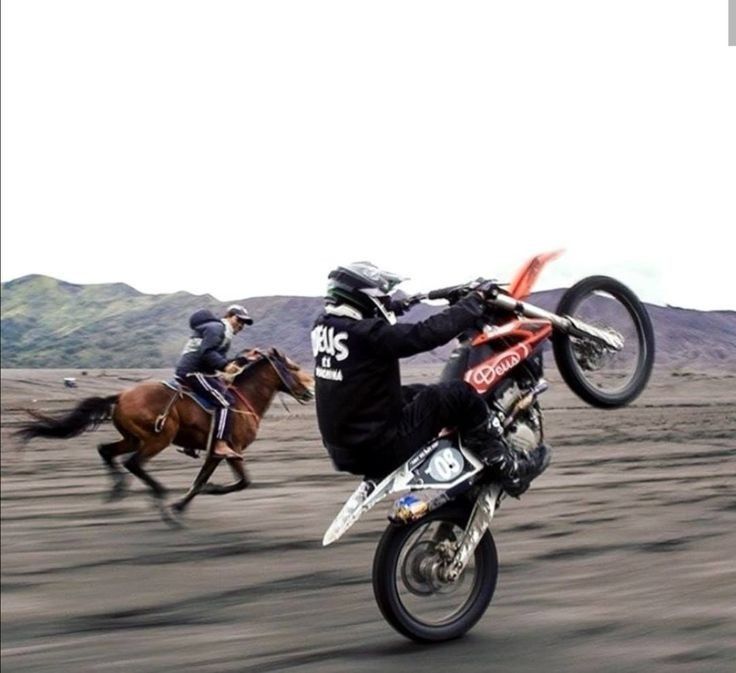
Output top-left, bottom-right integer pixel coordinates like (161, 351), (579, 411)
(490, 380), (543, 453)
(506, 412), (542, 453)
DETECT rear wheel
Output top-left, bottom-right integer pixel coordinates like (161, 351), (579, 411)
(552, 275), (655, 408)
(372, 504), (498, 642)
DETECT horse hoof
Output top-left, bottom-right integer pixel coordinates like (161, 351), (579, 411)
(105, 484), (127, 503)
(153, 500), (185, 529)
(171, 500), (187, 513)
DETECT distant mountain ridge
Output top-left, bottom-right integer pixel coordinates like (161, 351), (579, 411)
(1, 275), (735, 370)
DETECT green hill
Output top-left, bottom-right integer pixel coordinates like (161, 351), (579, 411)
(0, 275), (322, 368)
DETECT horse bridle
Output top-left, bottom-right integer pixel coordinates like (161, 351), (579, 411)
(232, 349), (313, 404)
(262, 349), (314, 404)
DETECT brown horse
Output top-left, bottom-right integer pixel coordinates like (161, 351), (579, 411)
(17, 348), (314, 517)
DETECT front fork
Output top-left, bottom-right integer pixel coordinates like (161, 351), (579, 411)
(488, 293), (624, 351)
(440, 484), (502, 583)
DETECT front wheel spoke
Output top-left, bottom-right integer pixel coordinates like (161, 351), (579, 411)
(396, 521), (476, 624)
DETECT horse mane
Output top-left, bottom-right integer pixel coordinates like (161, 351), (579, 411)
(230, 349), (272, 383)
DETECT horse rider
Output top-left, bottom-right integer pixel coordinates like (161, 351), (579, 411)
(311, 262), (550, 496)
(175, 304), (253, 460)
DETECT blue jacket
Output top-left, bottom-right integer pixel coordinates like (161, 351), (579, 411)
(175, 309), (233, 377)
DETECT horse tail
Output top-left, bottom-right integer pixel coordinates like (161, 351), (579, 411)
(16, 395), (119, 442)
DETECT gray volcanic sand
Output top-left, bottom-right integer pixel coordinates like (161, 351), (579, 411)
(1, 366), (735, 673)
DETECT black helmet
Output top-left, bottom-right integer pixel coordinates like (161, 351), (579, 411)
(327, 261), (406, 322)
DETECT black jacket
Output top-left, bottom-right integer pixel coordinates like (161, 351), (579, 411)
(175, 309), (232, 377)
(312, 294), (485, 472)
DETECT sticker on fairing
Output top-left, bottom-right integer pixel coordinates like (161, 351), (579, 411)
(426, 447), (464, 482)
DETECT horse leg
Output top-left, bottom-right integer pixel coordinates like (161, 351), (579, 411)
(200, 457), (251, 495)
(170, 454), (224, 513)
(98, 439), (135, 502)
(124, 449), (168, 500)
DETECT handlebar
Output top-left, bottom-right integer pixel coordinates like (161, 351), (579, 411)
(426, 279), (500, 302)
(426, 284), (471, 301)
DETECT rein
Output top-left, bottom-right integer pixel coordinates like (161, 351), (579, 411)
(224, 348), (310, 419)
(262, 351), (311, 405)
(224, 350), (281, 419)
(227, 385), (259, 418)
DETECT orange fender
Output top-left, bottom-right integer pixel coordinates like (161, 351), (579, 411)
(507, 249), (564, 300)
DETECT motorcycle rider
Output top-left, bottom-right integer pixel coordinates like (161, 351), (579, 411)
(311, 262), (550, 497)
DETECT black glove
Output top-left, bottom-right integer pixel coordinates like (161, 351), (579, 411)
(469, 278), (498, 300)
(389, 294), (424, 316)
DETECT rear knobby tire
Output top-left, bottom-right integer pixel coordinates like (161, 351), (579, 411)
(552, 275), (655, 408)
(372, 504), (498, 642)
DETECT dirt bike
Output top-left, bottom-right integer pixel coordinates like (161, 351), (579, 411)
(321, 250), (655, 642)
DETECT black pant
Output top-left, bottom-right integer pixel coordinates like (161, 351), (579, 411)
(365, 380), (489, 479)
(180, 373), (236, 443)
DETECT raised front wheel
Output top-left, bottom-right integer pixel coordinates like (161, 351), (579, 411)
(552, 275), (655, 408)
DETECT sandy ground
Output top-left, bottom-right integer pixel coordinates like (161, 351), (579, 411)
(1, 365), (735, 673)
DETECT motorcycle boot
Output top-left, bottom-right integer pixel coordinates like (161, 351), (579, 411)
(461, 413), (508, 464)
(498, 443), (551, 498)
(461, 414), (551, 497)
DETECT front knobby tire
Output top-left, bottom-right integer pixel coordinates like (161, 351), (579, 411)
(372, 504), (498, 642)
(552, 275), (655, 408)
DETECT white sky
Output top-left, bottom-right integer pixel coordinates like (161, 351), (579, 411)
(1, 1), (735, 310)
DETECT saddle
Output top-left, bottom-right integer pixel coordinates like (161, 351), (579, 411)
(162, 378), (217, 414)
(158, 379), (218, 459)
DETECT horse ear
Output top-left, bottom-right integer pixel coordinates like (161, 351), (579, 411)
(237, 348), (261, 364)
(270, 347), (284, 360)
